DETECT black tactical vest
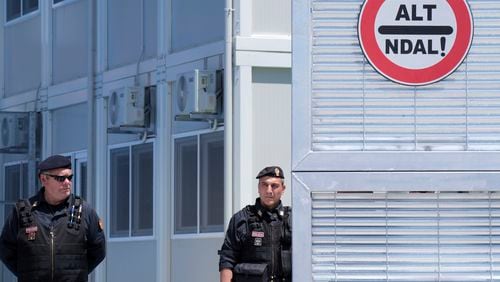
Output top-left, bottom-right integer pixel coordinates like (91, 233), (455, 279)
(240, 205), (292, 281)
(15, 196), (88, 282)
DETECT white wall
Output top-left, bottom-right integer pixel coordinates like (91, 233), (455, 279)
(107, 240), (156, 282)
(252, 67), (292, 206)
(171, 237), (223, 282)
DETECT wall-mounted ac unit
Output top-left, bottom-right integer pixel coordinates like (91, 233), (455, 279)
(175, 69), (218, 115)
(108, 86), (145, 129)
(0, 112), (29, 151)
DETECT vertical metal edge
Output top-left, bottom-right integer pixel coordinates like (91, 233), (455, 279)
(292, 172), (312, 281)
(292, 0), (312, 171)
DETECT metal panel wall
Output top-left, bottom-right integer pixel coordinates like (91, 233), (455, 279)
(310, 1), (500, 152)
(293, 172), (500, 282)
(107, 240), (156, 282)
(293, 1), (500, 281)
(52, 0), (88, 84)
(252, 67), (292, 206)
(252, 0), (291, 35)
(293, 0), (500, 172)
(4, 16), (42, 96)
(310, 191), (500, 281)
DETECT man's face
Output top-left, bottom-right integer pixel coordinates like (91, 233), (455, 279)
(258, 176), (286, 209)
(40, 168), (72, 205)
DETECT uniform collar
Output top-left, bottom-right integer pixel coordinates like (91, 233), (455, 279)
(32, 187), (72, 208)
(255, 198), (284, 219)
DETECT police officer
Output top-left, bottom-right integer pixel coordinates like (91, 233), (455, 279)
(219, 166), (292, 282)
(0, 155), (106, 282)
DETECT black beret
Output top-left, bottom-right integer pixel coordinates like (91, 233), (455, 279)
(38, 155), (71, 173)
(256, 166), (284, 179)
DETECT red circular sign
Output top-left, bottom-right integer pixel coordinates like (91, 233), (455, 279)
(358, 0), (473, 86)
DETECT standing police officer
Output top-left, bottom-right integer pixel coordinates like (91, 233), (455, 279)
(219, 166), (292, 282)
(0, 155), (106, 282)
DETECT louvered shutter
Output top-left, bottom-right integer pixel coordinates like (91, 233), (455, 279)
(311, 191), (500, 281)
(310, 0), (500, 152)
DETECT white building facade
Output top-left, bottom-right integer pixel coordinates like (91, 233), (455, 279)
(0, 0), (291, 281)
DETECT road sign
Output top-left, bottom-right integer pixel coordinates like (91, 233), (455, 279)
(358, 0), (473, 86)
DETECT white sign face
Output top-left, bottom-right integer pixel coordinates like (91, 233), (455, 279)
(358, 0), (473, 86)
(375, 1), (457, 69)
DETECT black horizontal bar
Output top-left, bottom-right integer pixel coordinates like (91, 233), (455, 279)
(378, 25), (454, 35)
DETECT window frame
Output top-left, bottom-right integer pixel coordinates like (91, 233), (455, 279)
(72, 150), (88, 202)
(4, 0), (39, 24)
(52, 0), (80, 9)
(171, 128), (225, 238)
(2, 161), (29, 222)
(107, 140), (155, 242)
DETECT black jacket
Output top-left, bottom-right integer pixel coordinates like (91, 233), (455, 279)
(219, 198), (292, 280)
(0, 188), (106, 281)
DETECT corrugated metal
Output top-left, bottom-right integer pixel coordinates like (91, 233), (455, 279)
(311, 191), (500, 281)
(311, 0), (500, 151)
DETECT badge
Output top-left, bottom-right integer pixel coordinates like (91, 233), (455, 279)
(252, 231), (264, 238)
(254, 237), (262, 246)
(25, 226), (38, 241)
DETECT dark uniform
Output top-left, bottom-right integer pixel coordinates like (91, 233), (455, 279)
(219, 199), (292, 281)
(219, 166), (292, 282)
(0, 155), (106, 282)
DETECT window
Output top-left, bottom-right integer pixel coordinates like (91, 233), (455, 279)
(6, 0), (38, 22)
(174, 130), (224, 234)
(74, 156), (88, 202)
(3, 162), (28, 220)
(109, 142), (154, 238)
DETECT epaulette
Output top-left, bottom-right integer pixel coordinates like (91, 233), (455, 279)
(16, 199), (34, 228)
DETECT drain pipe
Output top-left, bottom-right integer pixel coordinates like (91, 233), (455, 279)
(224, 0), (234, 227)
(87, 0), (96, 211)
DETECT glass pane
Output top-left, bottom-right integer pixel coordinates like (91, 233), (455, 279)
(174, 136), (197, 234)
(7, 0), (21, 21)
(4, 204), (15, 221)
(131, 143), (153, 236)
(4, 165), (21, 221)
(4, 165), (21, 202)
(53, 0), (65, 4)
(22, 0), (38, 14)
(110, 147), (130, 237)
(79, 162), (88, 202)
(21, 163), (29, 199)
(200, 131), (224, 233)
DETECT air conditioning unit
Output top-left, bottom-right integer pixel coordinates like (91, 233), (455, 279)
(175, 69), (218, 115)
(108, 86), (145, 129)
(0, 112), (29, 151)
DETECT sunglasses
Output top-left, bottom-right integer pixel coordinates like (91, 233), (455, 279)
(43, 174), (73, 182)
